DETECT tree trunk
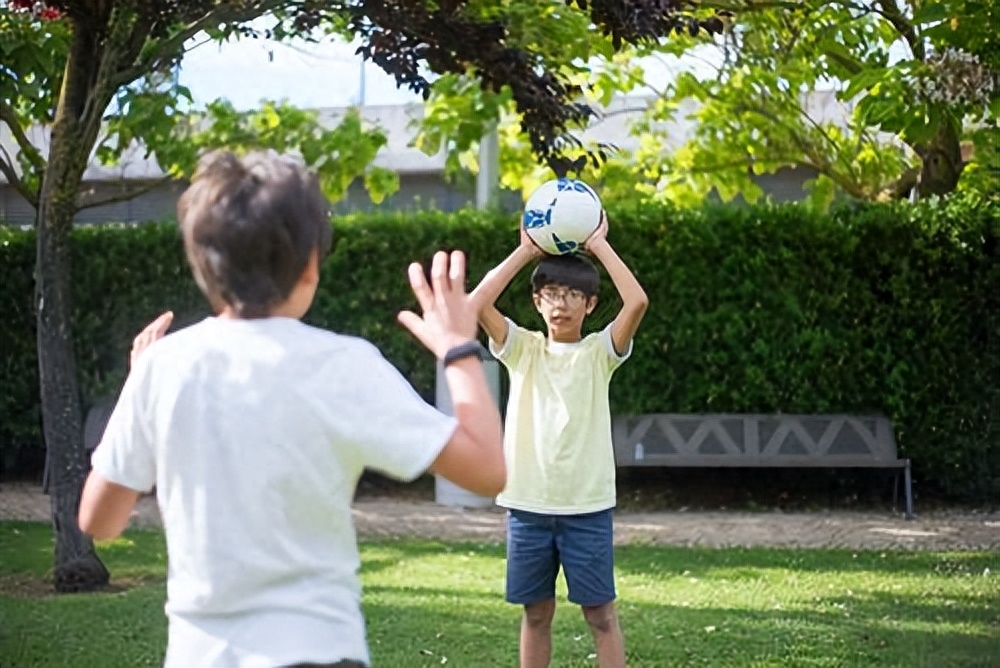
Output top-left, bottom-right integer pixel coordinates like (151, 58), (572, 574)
(37, 21), (113, 592)
(917, 121), (964, 198)
(37, 128), (110, 592)
(37, 208), (110, 592)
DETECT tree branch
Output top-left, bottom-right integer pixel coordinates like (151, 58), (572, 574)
(730, 100), (872, 198)
(794, 99), (848, 158)
(75, 176), (174, 212)
(874, 0), (924, 61)
(879, 166), (920, 200)
(111, 0), (286, 90)
(686, 156), (756, 175)
(825, 49), (864, 77)
(0, 99), (46, 173)
(0, 145), (38, 207)
(592, 106), (650, 124)
(699, 0), (806, 13)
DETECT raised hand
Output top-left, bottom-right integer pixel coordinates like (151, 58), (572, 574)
(584, 210), (609, 251)
(397, 250), (478, 359)
(130, 311), (174, 369)
(520, 224), (545, 259)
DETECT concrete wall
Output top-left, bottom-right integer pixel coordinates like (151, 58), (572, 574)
(1, 167), (818, 227)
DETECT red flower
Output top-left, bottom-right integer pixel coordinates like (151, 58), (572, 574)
(7, 1), (63, 20)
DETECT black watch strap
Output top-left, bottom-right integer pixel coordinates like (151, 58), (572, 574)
(442, 340), (487, 366)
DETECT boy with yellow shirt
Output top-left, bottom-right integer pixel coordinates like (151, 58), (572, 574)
(471, 213), (648, 668)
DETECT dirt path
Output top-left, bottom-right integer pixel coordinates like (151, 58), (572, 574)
(2, 481), (997, 551)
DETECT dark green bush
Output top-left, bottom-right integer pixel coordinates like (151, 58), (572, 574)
(1, 196), (996, 499)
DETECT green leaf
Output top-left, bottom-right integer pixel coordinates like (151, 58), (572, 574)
(841, 68), (891, 100)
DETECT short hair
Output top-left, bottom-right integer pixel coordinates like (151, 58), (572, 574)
(177, 150), (332, 318)
(530, 253), (600, 297)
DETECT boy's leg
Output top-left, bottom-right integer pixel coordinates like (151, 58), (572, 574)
(521, 599), (557, 668)
(506, 510), (560, 668)
(582, 601), (625, 668)
(556, 509), (626, 668)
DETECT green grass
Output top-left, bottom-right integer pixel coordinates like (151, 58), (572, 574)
(1, 522), (997, 668)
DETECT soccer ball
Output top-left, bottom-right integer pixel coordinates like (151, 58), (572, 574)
(522, 178), (603, 255)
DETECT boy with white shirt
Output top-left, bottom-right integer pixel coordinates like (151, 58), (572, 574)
(78, 149), (504, 668)
(470, 214), (648, 668)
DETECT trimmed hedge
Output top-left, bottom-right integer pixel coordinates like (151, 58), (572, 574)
(1, 197), (997, 499)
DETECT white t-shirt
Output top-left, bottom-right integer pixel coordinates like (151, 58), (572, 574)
(91, 317), (456, 668)
(490, 318), (630, 514)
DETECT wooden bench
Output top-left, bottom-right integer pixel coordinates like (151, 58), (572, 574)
(612, 413), (914, 519)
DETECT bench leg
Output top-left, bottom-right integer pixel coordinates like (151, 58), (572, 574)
(903, 461), (914, 520)
(892, 463), (915, 520)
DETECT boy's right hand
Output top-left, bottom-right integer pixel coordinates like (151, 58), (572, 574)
(398, 250), (478, 359)
(520, 225), (544, 259)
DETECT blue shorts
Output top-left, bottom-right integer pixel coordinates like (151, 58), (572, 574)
(505, 508), (616, 607)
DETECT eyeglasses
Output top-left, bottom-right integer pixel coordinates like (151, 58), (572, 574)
(538, 286), (587, 306)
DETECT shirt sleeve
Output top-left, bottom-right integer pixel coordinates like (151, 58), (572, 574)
(599, 322), (633, 374)
(489, 318), (528, 369)
(342, 344), (458, 482)
(90, 361), (157, 494)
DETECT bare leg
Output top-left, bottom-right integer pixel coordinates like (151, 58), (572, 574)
(582, 601), (625, 668)
(520, 599), (557, 668)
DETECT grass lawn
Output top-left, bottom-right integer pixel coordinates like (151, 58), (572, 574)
(0, 521), (997, 667)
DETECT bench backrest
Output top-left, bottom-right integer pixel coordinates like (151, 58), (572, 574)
(612, 414), (900, 467)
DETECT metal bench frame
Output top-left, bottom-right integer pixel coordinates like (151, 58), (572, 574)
(613, 413), (914, 519)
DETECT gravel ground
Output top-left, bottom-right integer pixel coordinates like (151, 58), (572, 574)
(3, 481), (997, 550)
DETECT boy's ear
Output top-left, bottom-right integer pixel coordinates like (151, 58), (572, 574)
(585, 295), (598, 315)
(300, 249), (321, 286)
(532, 293), (542, 312)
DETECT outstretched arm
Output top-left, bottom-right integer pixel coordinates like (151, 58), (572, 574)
(468, 228), (542, 347)
(586, 213), (649, 355)
(398, 251), (506, 496)
(79, 311), (174, 541)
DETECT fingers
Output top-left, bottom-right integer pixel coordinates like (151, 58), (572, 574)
(148, 311), (174, 337)
(129, 311), (173, 370)
(430, 250), (469, 310)
(585, 215), (609, 250)
(400, 250), (472, 358)
(134, 311), (173, 349)
(429, 250), (450, 307)
(407, 262), (434, 314)
(397, 310), (442, 358)
(396, 310), (423, 341)
(448, 250), (466, 286)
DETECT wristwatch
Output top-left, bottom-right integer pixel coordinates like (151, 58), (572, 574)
(442, 340), (488, 367)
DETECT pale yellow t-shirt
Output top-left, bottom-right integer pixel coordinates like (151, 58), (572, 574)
(490, 318), (631, 514)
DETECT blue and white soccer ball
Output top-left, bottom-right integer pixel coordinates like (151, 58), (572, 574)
(522, 178), (603, 255)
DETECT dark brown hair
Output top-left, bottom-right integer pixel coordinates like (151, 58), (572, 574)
(530, 253), (600, 297)
(177, 150), (332, 318)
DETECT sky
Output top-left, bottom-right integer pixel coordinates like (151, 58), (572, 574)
(174, 20), (910, 113)
(178, 35), (417, 109)
(175, 28), (717, 111)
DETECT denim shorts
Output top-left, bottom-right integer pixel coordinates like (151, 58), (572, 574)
(505, 508), (616, 607)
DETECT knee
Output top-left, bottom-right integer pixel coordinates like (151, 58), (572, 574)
(523, 600), (556, 630)
(582, 602), (617, 635)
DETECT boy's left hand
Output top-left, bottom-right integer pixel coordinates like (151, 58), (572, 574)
(585, 210), (609, 251)
(130, 311), (173, 369)
(398, 250), (478, 359)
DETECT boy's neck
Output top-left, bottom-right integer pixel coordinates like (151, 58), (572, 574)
(548, 330), (583, 344)
(216, 306), (301, 320)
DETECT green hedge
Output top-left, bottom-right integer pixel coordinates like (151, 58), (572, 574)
(1, 197), (997, 499)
